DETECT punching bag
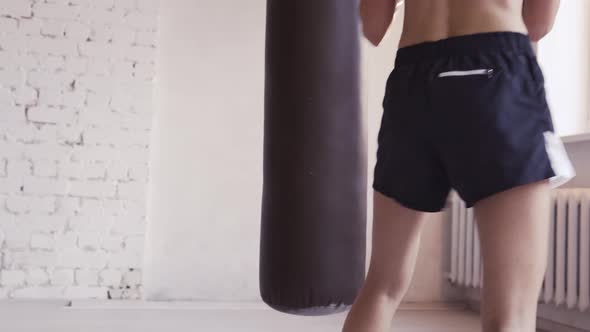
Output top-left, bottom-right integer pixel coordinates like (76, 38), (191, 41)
(260, 0), (367, 315)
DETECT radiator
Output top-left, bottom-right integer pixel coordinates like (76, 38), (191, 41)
(448, 189), (590, 312)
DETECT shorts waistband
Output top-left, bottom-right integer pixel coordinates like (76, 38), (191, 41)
(395, 31), (535, 66)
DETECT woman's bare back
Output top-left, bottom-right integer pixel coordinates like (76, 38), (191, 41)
(399, 0), (528, 47)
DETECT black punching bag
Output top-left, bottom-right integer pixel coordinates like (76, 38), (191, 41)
(260, 0), (367, 315)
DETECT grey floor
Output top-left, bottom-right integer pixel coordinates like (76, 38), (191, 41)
(0, 300), (483, 332)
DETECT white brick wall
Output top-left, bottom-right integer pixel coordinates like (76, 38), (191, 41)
(0, 0), (158, 300)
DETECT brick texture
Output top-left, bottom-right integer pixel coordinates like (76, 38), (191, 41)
(0, 0), (158, 299)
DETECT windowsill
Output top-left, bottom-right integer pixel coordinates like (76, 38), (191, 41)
(561, 132), (590, 144)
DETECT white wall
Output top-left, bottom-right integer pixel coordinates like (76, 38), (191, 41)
(144, 1), (455, 302)
(143, 0), (265, 300)
(0, 0), (159, 299)
(538, 0), (590, 136)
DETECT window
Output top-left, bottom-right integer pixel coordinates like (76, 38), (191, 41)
(537, 0), (590, 137)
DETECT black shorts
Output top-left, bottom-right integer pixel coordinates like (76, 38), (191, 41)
(373, 32), (575, 212)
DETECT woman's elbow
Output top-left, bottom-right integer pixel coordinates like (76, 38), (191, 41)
(364, 30), (384, 46)
(362, 22), (387, 46)
(527, 23), (554, 42)
(523, 0), (560, 41)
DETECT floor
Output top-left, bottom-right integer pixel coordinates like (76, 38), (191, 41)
(0, 300), (483, 332)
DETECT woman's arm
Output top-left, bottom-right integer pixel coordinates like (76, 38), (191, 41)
(360, 0), (400, 46)
(523, 0), (560, 41)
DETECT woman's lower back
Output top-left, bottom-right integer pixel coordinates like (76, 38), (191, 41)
(399, 0), (528, 47)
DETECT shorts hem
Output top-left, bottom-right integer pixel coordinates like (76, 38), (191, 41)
(464, 170), (556, 208)
(372, 183), (444, 213)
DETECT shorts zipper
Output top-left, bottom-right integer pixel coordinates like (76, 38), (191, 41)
(437, 69), (494, 78)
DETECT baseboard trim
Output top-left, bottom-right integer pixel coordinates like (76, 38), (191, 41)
(0, 299), (70, 308)
(63, 299), (470, 311)
(536, 317), (590, 332)
(68, 300), (270, 310)
(462, 287), (590, 332)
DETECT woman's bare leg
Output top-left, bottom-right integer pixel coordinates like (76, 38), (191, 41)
(342, 191), (428, 332)
(474, 181), (551, 332)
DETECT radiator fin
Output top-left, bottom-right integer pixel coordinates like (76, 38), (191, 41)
(449, 189), (590, 312)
